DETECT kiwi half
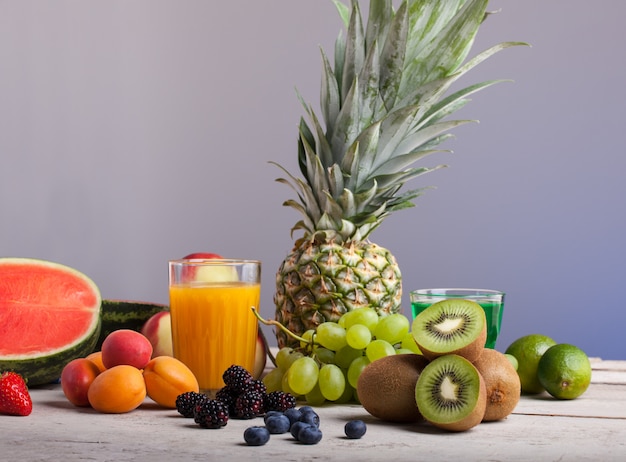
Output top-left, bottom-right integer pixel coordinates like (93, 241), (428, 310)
(357, 354), (430, 423)
(411, 299), (487, 362)
(415, 354), (486, 432)
(473, 349), (521, 421)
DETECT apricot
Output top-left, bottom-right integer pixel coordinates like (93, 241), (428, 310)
(86, 351), (107, 373)
(87, 365), (147, 413)
(61, 358), (102, 407)
(143, 356), (199, 408)
(101, 329), (153, 369)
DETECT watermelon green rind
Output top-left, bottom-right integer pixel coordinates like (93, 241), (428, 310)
(0, 323), (101, 387)
(0, 257), (102, 386)
(95, 299), (169, 350)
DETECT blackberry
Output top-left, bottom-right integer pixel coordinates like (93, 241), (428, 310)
(175, 391), (207, 418)
(193, 399), (229, 429)
(215, 386), (237, 413)
(222, 365), (253, 394)
(233, 390), (265, 419)
(265, 391), (297, 412)
(243, 379), (267, 395)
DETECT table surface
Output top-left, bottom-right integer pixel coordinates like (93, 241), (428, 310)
(2, 357), (625, 462)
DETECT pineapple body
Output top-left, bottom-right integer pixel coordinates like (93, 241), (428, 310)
(275, 238), (401, 349)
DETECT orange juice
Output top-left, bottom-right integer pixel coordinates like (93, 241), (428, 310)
(169, 281), (260, 394)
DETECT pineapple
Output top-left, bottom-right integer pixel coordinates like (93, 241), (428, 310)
(274, 0), (525, 348)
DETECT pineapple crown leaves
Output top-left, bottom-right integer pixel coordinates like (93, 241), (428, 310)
(275, 0), (528, 243)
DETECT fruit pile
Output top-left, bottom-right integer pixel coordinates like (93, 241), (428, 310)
(61, 329), (199, 413)
(174, 364), (297, 429)
(356, 299), (522, 431)
(505, 334), (592, 399)
(256, 307), (417, 404)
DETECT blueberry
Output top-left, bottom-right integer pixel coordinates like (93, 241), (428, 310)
(263, 410), (283, 423)
(289, 421), (310, 440)
(344, 420), (367, 439)
(299, 410), (320, 427)
(243, 426), (270, 446)
(297, 425), (323, 445)
(265, 414), (291, 434)
(283, 407), (302, 426)
(298, 405), (315, 413)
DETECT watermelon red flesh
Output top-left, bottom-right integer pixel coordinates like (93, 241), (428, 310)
(0, 258), (101, 385)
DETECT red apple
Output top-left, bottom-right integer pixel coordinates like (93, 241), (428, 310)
(179, 252), (239, 283)
(253, 330), (268, 379)
(141, 311), (173, 357)
(182, 252), (223, 260)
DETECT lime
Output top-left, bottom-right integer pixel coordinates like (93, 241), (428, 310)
(537, 344), (592, 399)
(505, 334), (556, 394)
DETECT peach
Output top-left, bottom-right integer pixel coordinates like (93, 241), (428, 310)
(85, 351), (107, 373)
(61, 358), (102, 407)
(140, 311), (173, 357)
(101, 329), (153, 369)
(87, 365), (146, 413)
(142, 356), (199, 408)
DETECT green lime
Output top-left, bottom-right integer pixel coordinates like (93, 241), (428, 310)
(505, 334), (556, 394)
(537, 344), (592, 399)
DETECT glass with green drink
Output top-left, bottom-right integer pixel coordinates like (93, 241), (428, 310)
(410, 288), (505, 349)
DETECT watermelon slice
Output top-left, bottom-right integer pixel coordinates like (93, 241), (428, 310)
(0, 258), (102, 386)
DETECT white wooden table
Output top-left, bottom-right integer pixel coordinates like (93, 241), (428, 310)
(1, 358), (625, 462)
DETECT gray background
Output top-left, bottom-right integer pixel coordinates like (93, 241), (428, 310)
(1, 1), (624, 359)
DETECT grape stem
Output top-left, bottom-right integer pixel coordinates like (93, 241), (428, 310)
(251, 307), (312, 346)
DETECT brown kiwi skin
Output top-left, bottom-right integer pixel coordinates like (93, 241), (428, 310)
(473, 349), (521, 421)
(417, 318), (487, 364)
(357, 354), (430, 423)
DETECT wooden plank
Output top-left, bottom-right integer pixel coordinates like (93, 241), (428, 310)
(514, 383), (626, 419)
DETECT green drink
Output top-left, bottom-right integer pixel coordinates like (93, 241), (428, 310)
(410, 289), (505, 349)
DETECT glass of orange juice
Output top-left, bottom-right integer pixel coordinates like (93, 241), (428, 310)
(168, 258), (261, 397)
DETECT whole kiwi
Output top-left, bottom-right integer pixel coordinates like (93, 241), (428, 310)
(357, 353), (430, 423)
(473, 348), (521, 421)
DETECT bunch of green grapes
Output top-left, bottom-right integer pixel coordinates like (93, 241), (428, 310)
(262, 308), (420, 405)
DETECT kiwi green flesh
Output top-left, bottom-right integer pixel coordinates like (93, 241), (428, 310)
(412, 299), (487, 362)
(415, 354), (486, 432)
(473, 349), (521, 421)
(357, 354), (430, 423)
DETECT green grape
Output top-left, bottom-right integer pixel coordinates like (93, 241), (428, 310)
(313, 346), (336, 365)
(347, 355), (370, 389)
(333, 377), (356, 404)
(341, 307), (379, 333)
(374, 313), (410, 345)
(334, 345), (364, 369)
(304, 382), (326, 406)
(281, 370), (299, 397)
(300, 329), (316, 348)
(316, 322), (348, 351)
(287, 356), (320, 395)
(400, 331), (422, 354)
(275, 347), (304, 371)
(394, 348), (415, 355)
(318, 363), (346, 401)
(365, 339), (396, 362)
(262, 367), (284, 393)
(346, 324), (372, 350)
